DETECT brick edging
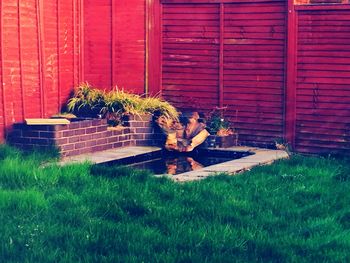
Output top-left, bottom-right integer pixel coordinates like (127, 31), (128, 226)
(7, 115), (165, 157)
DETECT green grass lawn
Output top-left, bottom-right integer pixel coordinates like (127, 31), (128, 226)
(1, 145), (350, 262)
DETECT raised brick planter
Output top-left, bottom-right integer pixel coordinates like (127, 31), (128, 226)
(8, 115), (165, 157)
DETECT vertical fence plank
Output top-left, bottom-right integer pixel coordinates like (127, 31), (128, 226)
(148, 0), (162, 95)
(111, 0), (116, 88)
(285, 0), (297, 149)
(0, 0), (6, 139)
(18, 0), (25, 120)
(57, 0), (61, 112)
(73, 0), (77, 87)
(36, 0), (45, 117)
(79, 0), (84, 83)
(219, 3), (224, 108)
(145, 0), (149, 95)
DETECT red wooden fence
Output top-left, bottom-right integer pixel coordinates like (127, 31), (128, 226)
(294, 5), (350, 154)
(156, 0), (286, 147)
(0, 0), (350, 154)
(0, 0), (81, 141)
(83, 0), (146, 93)
(148, 0), (350, 153)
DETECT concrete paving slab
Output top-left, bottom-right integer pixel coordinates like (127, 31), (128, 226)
(60, 146), (161, 165)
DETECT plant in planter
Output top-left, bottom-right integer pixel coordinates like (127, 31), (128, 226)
(141, 96), (179, 121)
(67, 83), (105, 118)
(205, 108), (237, 148)
(102, 88), (144, 126)
(66, 83), (180, 127)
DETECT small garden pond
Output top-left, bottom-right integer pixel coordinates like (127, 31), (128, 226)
(101, 149), (252, 175)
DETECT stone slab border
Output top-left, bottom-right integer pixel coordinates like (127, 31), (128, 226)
(60, 146), (289, 182)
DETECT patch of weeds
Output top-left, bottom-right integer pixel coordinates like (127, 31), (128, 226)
(333, 167), (350, 182)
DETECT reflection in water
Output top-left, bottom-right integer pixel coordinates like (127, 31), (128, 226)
(165, 157), (204, 175)
(129, 153), (233, 175)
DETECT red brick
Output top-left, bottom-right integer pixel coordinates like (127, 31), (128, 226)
(69, 137), (80, 143)
(54, 125), (69, 131)
(96, 126), (107, 132)
(136, 127), (153, 134)
(92, 145), (106, 152)
(133, 134), (144, 140)
(79, 148), (92, 154)
(54, 132), (63, 139)
(92, 119), (106, 126)
(9, 137), (31, 144)
(123, 141), (131, 147)
(30, 138), (49, 145)
(136, 140), (153, 146)
(105, 144), (113, 150)
(64, 149), (81, 157)
(144, 134), (155, 140)
(128, 121), (145, 128)
(127, 114), (152, 122)
(113, 142), (123, 148)
(68, 122), (80, 129)
(55, 138), (68, 145)
(111, 129), (123, 136)
(92, 133), (103, 140)
(26, 125), (50, 131)
(108, 136), (119, 143)
(75, 142), (86, 149)
(74, 129), (86, 136)
(22, 130), (40, 138)
(21, 144), (36, 150)
(80, 134), (93, 141)
(86, 140), (97, 147)
(39, 132), (56, 138)
(80, 120), (93, 128)
(86, 127), (97, 134)
(9, 130), (22, 137)
(96, 138), (108, 145)
(123, 128), (131, 134)
(62, 130), (75, 137)
(60, 144), (74, 151)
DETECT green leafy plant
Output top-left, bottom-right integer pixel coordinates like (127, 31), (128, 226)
(67, 83), (105, 117)
(141, 96), (179, 121)
(101, 88), (144, 126)
(206, 108), (233, 136)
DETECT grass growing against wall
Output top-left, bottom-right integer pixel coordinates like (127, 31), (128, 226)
(0, 145), (350, 262)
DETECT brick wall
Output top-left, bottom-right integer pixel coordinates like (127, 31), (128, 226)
(8, 115), (165, 157)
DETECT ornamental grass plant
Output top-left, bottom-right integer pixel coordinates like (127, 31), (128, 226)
(66, 83), (179, 126)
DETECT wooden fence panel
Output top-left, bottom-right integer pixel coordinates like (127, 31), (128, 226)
(0, 0), (81, 140)
(161, 0), (286, 147)
(83, 0), (146, 93)
(161, 3), (220, 111)
(295, 8), (350, 154)
(223, 1), (286, 146)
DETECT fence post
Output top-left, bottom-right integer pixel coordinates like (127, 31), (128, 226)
(285, 0), (297, 149)
(147, 0), (162, 96)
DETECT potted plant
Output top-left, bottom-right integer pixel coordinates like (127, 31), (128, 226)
(205, 108), (237, 148)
